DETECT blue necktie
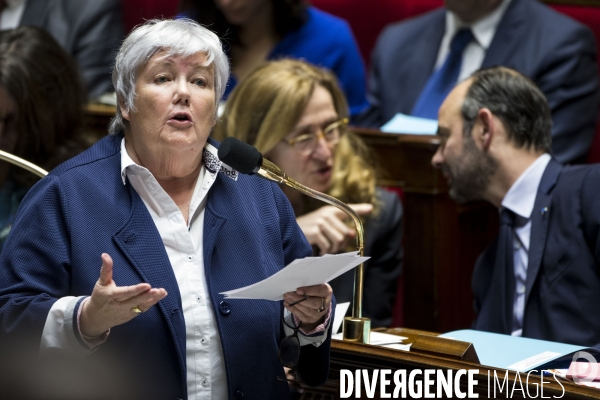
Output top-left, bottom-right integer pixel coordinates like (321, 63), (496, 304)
(475, 208), (516, 334)
(411, 28), (474, 119)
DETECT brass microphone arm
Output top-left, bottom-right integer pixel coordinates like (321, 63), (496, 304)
(259, 159), (371, 343)
(0, 150), (48, 178)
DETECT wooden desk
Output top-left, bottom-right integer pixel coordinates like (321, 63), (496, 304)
(353, 128), (498, 333)
(303, 328), (600, 399)
(84, 103), (116, 142)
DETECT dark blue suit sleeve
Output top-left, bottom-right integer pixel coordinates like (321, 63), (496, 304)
(0, 176), (72, 367)
(271, 182), (312, 264)
(582, 166), (600, 350)
(580, 166), (600, 267)
(535, 25), (599, 163)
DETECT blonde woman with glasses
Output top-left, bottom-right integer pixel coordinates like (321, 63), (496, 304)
(215, 59), (403, 327)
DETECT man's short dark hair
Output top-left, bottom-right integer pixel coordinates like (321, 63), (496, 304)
(461, 66), (552, 153)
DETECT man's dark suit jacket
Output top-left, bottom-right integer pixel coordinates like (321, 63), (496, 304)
(20, 0), (124, 98)
(358, 0), (599, 164)
(473, 159), (600, 348)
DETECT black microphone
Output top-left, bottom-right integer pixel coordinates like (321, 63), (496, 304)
(217, 137), (262, 174)
(218, 137), (287, 183)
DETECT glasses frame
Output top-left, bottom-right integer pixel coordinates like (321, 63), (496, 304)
(278, 305), (302, 369)
(277, 306), (304, 385)
(283, 117), (349, 156)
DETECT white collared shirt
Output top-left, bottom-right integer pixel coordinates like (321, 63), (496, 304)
(0, 0), (26, 29)
(500, 153), (551, 336)
(120, 138), (228, 399)
(436, 0), (512, 81)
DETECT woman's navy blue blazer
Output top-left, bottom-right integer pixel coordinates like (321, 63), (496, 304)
(0, 134), (333, 399)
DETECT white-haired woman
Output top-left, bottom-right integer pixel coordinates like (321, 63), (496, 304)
(0, 19), (333, 399)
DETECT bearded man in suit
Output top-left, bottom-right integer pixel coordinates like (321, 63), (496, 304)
(432, 66), (600, 348)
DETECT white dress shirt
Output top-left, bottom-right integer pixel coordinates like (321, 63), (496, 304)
(500, 153), (551, 337)
(120, 139), (229, 399)
(40, 138), (330, 399)
(0, 0), (25, 30)
(436, 0), (512, 81)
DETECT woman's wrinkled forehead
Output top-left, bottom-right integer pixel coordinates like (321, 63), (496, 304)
(133, 50), (215, 87)
(143, 49), (212, 70)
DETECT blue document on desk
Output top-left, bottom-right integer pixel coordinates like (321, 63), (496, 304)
(380, 113), (438, 134)
(440, 330), (600, 372)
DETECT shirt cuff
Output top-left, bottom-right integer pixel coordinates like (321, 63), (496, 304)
(294, 304), (332, 336)
(283, 305), (332, 348)
(40, 296), (109, 357)
(40, 296), (88, 356)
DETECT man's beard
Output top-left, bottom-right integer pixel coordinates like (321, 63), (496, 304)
(445, 136), (497, 203)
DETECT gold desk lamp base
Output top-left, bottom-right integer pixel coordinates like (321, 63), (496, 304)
(343, 316), (371, 343)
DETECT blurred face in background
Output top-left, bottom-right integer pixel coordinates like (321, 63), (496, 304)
(214, 0), (272, 26)
(0, 85), (18, 153)
(266, 84), (340, 194)
(444, 0), (503, 22)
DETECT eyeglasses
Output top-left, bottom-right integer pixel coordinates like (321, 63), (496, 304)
(279, 306), (302, 370)
(283, 118), (348, 156)
(277, 306), (302, 385)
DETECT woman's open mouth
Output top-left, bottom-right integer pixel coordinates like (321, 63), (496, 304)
(168, 112), (192, 126)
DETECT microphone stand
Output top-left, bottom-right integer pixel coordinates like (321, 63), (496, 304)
(0, 149), (48, 178)
(258, 158), (371, 344)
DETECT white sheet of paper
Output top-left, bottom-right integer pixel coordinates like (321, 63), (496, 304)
(219, 251), (369, 300)
(380, 113), (438, 135)
(382, 343), (412, 351)
(369, 331), (408, 345)
(333, 302), (351, 334)
(331, 331), (408, 346)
